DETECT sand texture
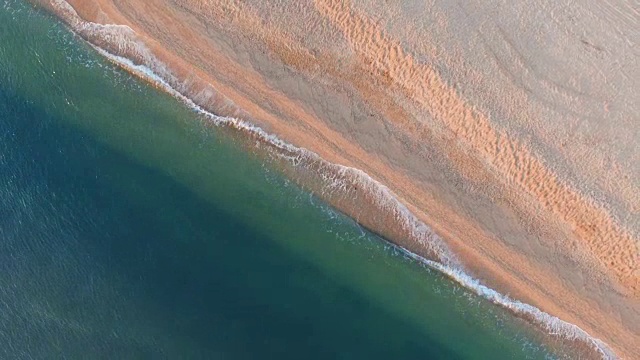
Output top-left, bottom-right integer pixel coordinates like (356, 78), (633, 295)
(33, 0), (639, 358)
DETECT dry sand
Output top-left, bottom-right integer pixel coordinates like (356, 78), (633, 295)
(32, 0), (639, 358)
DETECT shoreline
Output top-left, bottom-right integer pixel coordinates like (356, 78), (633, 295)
(78, 35), (616, 360)
(31, 0), (639, 358)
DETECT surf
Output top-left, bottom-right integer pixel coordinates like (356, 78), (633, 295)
(38, 0), (617, 358)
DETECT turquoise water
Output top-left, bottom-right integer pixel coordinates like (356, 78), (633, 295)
(0, 2), (573, 358)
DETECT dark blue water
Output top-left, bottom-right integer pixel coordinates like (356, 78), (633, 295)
(0, 1), (572, 359)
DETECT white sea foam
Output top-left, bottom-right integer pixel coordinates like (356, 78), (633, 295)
(47, 1), (617, 358)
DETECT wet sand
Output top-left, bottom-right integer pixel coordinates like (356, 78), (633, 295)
(32, 0), (639, 358)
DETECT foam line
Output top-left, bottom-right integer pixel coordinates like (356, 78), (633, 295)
(93, 39), (619, 360)
(45, 1), (617, 358)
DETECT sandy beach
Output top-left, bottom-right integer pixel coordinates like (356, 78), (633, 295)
(32, 0), (639, 358)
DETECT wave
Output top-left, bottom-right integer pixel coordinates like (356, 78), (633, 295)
(44, 1), (616, 358)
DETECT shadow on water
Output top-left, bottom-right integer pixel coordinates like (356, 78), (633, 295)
(0, 86), (463, 359)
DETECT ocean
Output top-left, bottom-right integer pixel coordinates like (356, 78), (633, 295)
(0, 1), (582, 358)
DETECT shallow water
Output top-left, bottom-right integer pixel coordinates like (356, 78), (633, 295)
(0, 1), (576, 359)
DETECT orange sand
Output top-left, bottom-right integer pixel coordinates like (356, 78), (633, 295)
(33, 0), (639, 358)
